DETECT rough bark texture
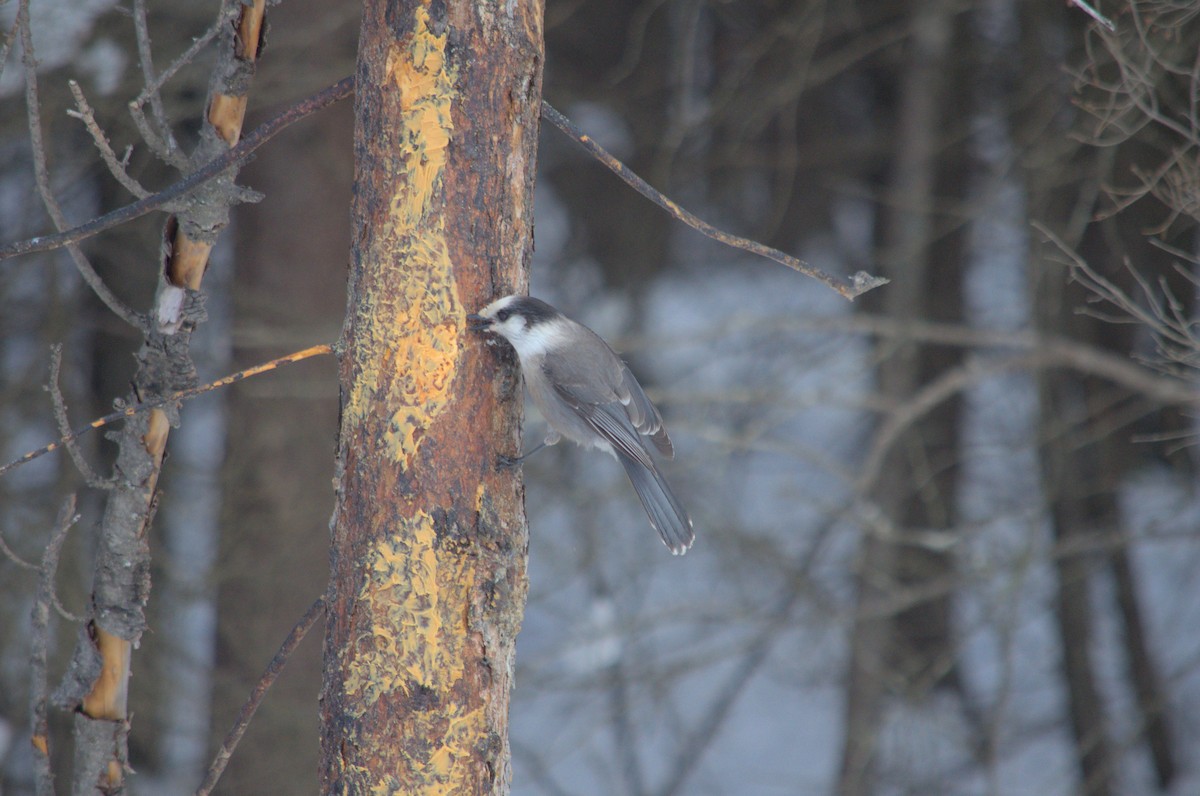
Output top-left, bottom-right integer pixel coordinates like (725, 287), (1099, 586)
(319, 1), (543, 793)
(61, 3), (268, 793)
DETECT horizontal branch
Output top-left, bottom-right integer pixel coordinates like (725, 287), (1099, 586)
(856, 339), (1195, 495)
(0, 344), (333, 478)
(644, 311), (1196, 408)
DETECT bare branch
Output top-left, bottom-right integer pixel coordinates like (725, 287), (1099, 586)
(48, 344), (115, 489)
(1036, 220), (1200, 375)
(1069, 0), (1117, 32)
(67, 80), (150, 199)
(131, 4), (238, 116)
(30, 495), (81, 796)
(0, 12), (19, 85)
(0, 529), (38, 571)
(539, 101), (889, 301)
(195, 596), (326, 796)
(15, 0), (145, 330)
(130, 0), (185, 165)
(0, 77), (355, 261)
(1, 343), (334, 478)
(856, 339), (1197, 498)
(658, 576), (804, 796)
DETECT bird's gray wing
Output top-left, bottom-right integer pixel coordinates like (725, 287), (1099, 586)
(543, 338), (692, 553)
(541, 326), (673, 459)
(552, 381), (655, 469)
(616, 365), (673, 459)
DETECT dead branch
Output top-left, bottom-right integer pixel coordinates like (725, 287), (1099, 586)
(856, 340), (1196, 499)
(0, 530), (38, 570)
(66, 81), (150, 199)
(131, 4), (238, 120)
(1069, 0), (1117, 31)
(195, 596), (326, 796)
(30, 495), (80, 796)
(130, 0), (185, 165)
(0, 77), (355, 262)
(0, 14), (20, 87)
(0, 343), (333, 479)
(47, 345), (114, 490)
(15, 0), (144, 330)
(539, 101), (889, 301)
(1035, 220), (1200, 376)
(2, 75), (879, 313)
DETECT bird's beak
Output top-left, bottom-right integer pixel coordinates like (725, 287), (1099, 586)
(466, 313), (491, 332)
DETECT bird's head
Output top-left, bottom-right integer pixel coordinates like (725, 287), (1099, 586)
(468, 295), (568, 360)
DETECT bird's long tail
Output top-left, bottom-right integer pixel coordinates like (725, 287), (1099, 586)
(617, 455), (695, 555)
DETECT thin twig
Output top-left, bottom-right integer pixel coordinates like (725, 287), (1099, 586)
(539, 100), (889, 301)
(657, 507), (840, 796)
(1036, 220), (1200, 359)
(30, 495), (80, 796)
(658, 576), (804, 796)
(67, 81), (150, 199)
(0, 13), (19, 86)
(0, 77), (355, 261)
(195, 596), (326, 796)
(15, 0), (145, 330)
(0, 530), (39, 570)
(132, 4), (238, 114)
(130, 0), (184, 165)
(1069, 0), (1117, 32)
(0, 343), (334, 478)
(854, 333), (1198, 499)
(48, 344), (115, 489)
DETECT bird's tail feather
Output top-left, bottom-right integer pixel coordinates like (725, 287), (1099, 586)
(618, 455), (695, 555)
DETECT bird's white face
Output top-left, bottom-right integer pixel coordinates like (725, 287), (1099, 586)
(470, 295), (568, 361)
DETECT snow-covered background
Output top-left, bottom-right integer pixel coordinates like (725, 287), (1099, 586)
(1, 1), (1197, 794)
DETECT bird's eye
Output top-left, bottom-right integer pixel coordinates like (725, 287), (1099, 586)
(496, 309), (511, 322)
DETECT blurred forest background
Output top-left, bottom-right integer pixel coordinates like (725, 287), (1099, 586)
(2, 0), (1199, 794)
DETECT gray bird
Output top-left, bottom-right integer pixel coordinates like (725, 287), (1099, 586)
(468, 295), (695, 555)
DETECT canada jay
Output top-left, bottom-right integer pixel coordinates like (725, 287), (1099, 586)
(468, 295), (695, 555)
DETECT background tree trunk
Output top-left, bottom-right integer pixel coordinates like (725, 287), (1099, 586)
(318, 0), (543, 792)
(211, 2), (357, 789)
(1020, 3), (1185, 792)
(839, 3), (967, 791)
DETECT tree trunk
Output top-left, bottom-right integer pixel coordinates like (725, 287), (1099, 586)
(839, 3), (964, 792)
(319, 1), (543, 793)
(1018, 3), (1185, 791)
(65, 3), (269, 792)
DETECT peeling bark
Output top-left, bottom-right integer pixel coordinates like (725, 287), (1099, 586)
(319, 1), (543, 793)
(65, 2), (270, 792)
